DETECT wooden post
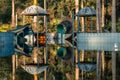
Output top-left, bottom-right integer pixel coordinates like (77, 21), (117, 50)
(34, 74), (38, 80)
(34, 0), (37, 5)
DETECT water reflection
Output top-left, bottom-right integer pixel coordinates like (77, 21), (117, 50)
(0, 41), (97, 80)
(0, 37), (75, 80)
(0, 32), (119, 80)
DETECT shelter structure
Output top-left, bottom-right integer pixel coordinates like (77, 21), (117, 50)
(21, 1), (49, 79)
(21, 64), (48, 80)
(76, 7), (96, 32)
(75, 7), (97, 79)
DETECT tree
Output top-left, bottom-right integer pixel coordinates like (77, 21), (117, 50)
(112, 0), (116, 80)
(12, 0), (16, 80)
(101, 0), (105, 78)
(96, 0), (102, 80)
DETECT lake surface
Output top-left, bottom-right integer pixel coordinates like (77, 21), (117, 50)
(0, 33), (120, 80)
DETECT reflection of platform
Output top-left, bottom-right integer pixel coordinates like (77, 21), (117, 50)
(0, 32), (14, 57)
(46, 33), (72, 46)
(77, 33), (120, 51)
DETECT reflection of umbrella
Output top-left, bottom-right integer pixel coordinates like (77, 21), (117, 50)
(21, 64), (48, 75)
(21, 5), (49, 16)
(76, 7), (96, 17)
(78, 62), (96, 72)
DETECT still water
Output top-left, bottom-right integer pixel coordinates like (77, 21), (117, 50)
(0, 39), (95, 80)
(0, 32), (120, 80)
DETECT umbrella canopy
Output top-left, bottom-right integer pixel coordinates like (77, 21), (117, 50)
(76, 7), (96, 17)
(78, 62), (96, 72)
(21, 64), (48, 75)
(21, 5), (49, 16)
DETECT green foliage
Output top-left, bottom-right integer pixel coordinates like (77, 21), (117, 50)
(0, 0), (11, 23)
(116, 22), (120, 32)
(49, 18), (61, 32)
(0, 57), (12, 79)
(102, 22), (120, 32)
(0, 24), (11, 32)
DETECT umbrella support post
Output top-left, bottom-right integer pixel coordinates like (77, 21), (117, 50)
(34, 74), (38, 80)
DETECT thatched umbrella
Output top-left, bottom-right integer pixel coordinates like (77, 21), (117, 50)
(78, 62), (96, 72)
(21, 64), (48, 75)
(21, 64), (48, 80)
(21, 5), (48, 16)
(21, 3), (49, 63)
(76, 7), (96, 17)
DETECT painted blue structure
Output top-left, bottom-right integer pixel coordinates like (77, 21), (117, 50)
(0, 24), (34, 57)
(77, 33), (120, 51)
(0, 32), (14, 57)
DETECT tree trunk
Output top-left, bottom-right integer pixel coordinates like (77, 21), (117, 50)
(44, 48), (47, 80)
(96, 0), (102, 33)
(96, 0), (102, 80)
(81, 0), (84, 32)
(101, 51), (105, 77)
(112, 0), (116, 80)
(80, 1), (84, 79)
(12, 0), (15, 80)
(102, 0), (105, 28)
(75, 49), (79, 80)
(75, 0), (79, 31)
(44, 0), (46, 27)
(101, 0), (105, 78)
(12, 0), (15, 28)
(75, 3), (79, 80)
(12, 55), (15, 80)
